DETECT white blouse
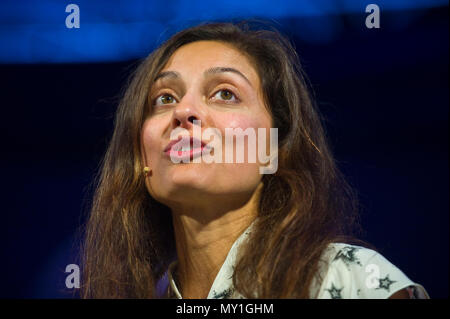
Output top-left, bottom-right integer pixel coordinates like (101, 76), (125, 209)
(164, 222), (429, 299)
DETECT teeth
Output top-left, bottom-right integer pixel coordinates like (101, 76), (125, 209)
(181, 146), (192, 151)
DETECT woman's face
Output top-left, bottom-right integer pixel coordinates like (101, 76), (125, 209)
(141, 40), (272, 210)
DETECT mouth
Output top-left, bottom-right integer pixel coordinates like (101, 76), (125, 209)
(163, 136), (210, 161)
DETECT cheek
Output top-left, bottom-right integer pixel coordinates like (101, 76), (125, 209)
(141, 120), (162, 162)
(219, 112), (272, 149)
(216, 112), (272, 168)
(142, 119), (168, 199)
(219, 113), (265, 130)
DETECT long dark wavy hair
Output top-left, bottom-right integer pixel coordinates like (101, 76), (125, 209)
(80, 20), (372, 298)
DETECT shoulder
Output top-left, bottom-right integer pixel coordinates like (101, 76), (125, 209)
(311, 243), (429, 299)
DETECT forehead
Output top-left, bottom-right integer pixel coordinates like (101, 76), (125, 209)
(161, 40), (260, 85)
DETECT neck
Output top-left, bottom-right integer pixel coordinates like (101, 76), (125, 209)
(171, 182), (262, 299)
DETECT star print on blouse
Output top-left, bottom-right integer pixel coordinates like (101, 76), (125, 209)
(376, 274), (397, 292)
(326, 282), (343, 299)
(161, 233), (430, 299)
(212, 287), (234, 299)
(333, 246), (362, 268)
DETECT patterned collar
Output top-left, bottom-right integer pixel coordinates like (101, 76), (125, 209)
(163, 224), (430, 299)
(166, 221), (255, 299)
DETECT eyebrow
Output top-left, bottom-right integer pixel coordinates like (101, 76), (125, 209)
(153, 66), (252, 87)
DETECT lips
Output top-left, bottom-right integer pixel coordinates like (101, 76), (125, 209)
(164, 136), (209, 161)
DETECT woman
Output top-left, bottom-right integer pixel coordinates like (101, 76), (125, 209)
(80, 21), (429, 299)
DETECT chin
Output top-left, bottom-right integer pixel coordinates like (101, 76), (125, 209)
(161, 165), (212, 194)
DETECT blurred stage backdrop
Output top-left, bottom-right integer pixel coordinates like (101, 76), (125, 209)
(0, 0), (448, 298)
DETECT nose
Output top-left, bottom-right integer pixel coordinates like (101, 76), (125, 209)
(171, 97), (203, 130)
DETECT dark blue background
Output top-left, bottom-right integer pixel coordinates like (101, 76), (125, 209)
(1, 2), (448, 298)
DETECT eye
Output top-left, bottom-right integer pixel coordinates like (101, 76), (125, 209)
(154, 93), (177, 106)
(212, 89), (239, 103)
